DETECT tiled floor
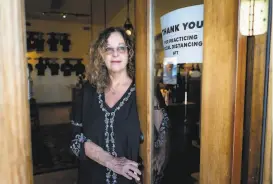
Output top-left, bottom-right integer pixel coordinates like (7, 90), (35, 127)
(34, 169), (77, 184)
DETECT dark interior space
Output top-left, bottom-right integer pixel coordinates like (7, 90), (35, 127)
(156, 69), (201, 184)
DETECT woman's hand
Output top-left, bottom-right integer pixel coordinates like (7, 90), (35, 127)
(107, 157), (141, 181)
(83, 141), (142, 181)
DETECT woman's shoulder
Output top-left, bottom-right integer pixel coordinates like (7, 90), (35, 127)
(82, 81), (97, 96)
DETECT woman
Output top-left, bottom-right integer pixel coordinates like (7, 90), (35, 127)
(153, 82), (171, 184)
(70, 27), (142, 184)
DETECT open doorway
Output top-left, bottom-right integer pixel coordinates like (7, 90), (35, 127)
(2, 0), (271, 183)
(24, 0), (135, 183)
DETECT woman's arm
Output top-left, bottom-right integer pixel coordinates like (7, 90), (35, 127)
(84, 141), (141, 181)
(70, 126), (141, 181)
(83, 140), (113, 167)
(69, 118), (114, 165)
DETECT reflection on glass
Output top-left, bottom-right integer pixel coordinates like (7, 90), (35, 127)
(152, 83), (171, 183)
(163, 57), (177, 85)
(152, 0), (203, 183)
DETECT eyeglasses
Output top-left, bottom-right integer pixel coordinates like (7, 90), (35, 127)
(103, 46), (128, 55)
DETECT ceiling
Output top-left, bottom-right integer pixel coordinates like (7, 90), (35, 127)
(25, 0), (127, 25)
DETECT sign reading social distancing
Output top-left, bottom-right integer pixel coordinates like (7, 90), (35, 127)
(160, 4), (204, 64)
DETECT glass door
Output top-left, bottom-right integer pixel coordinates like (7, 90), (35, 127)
(143, 0), (272, 184)
(152, 1), (203, 183)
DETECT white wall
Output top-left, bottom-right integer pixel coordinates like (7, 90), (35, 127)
(26, 20), (103, 103)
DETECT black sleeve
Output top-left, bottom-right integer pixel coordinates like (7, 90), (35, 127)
(127, 95), (141, 163)
(69, 84), (93, 160)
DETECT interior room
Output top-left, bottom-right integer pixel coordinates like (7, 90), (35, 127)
(25, 0), (204, 183)
(25, 0), (135, 183)
(1, 0), (271, 184)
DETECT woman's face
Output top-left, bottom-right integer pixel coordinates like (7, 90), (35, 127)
(102, 32), (129, 74)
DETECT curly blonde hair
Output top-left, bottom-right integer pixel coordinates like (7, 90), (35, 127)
(87, 27), (135, 93)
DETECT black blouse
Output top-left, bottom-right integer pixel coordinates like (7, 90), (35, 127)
(70, 82), (141, 184)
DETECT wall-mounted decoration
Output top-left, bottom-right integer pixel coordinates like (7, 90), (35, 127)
(27, 31), (37, 52)
(36, 32), (45, 52)
(48, 58), (60, 76)
(73, 59), (85, 76)
(60, 33), (71, 52)
(26, 31), (45, 52)
(47, 32), (59, 52)
(35, 57), (47, 76)
(61, 58), (74, 76)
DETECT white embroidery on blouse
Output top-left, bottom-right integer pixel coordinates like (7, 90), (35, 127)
(154, 108), (169, 148)
(70, 133), (85, 157)
(70, 120), (85, 157)
(71, 120), (83, 127)
(98, 84), (135, 184)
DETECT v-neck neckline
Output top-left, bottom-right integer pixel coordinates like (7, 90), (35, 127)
(102, 81), (134, 111)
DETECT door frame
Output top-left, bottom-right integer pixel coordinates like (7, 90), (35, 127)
(1, 0), (33, 184)
(135, 0), (247, 184)
(2, 0), (271, 184)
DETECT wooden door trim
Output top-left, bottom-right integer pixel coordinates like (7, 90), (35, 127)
(262, 18), (272, 182)
(231, 33), (247, 184)
(0, 0), (33, 183)
(135, 0), (153, 183)
(200, 0), (246, 183)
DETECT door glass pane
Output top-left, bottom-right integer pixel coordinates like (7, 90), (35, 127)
(152, 0), (204, 183)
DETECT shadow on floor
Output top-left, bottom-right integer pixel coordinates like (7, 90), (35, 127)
(34, 145), (199, 184)
(161, 145), (200, 184)
(33, 123), (200, 183)
(32, 124), (78, 175)
(34, 169), (77, 184)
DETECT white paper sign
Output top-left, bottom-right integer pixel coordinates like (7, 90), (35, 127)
(160, 4), (204, 63)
